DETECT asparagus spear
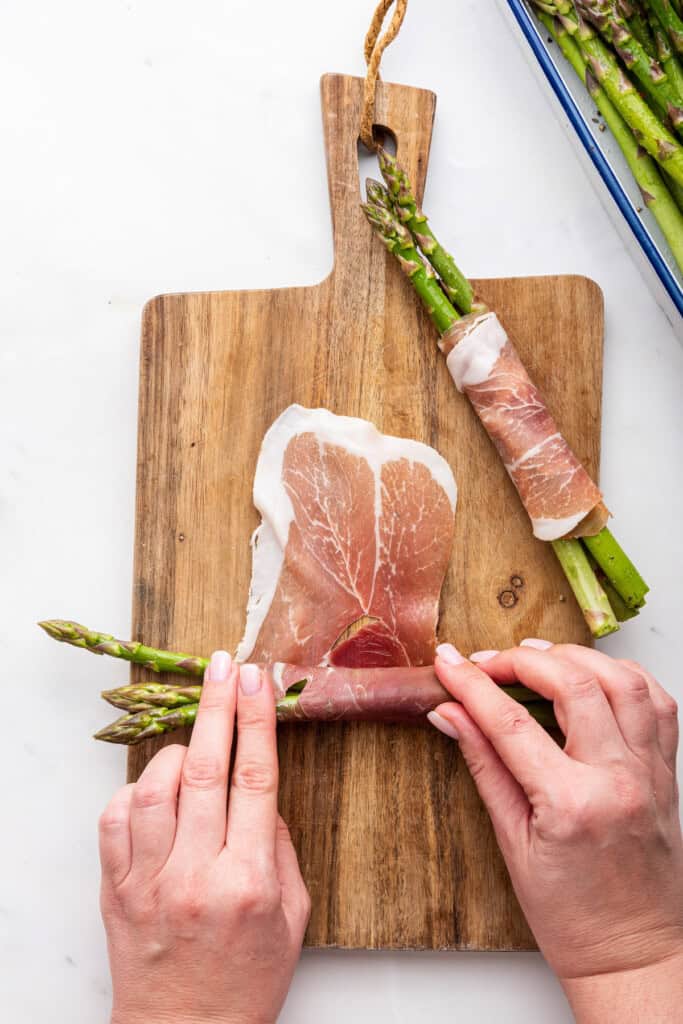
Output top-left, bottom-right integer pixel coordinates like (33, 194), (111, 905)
(623, 0), (658, 56)
(38, 619), (207, 675)
(584, 549), (640, 620)
(552, 539), (620, 635)
(94, 696), (558, 745)
(360, 201), (461, 333)
(102, 682), (203, 711)
(539, 10), (683, 271)
(648, 4), (683, 102)
(531, 2), (683, 184)
(647, 0), (683, 52)
(96, 692), (305, 740)
(582, 529), (649, 606)
(101, 678), (543, 713)
(574, 0), (683, 131)
(376, 151), (475, 314)
(663, 166), (683, 208)
(95, 705), (198, 744)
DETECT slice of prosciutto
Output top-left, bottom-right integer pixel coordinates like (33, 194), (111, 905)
(236, 405), (456, 668)
(440, 311), (609, 542)
(264, 663), (450, 722)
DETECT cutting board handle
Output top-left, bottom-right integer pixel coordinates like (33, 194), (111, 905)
(320, 74), (436, 276)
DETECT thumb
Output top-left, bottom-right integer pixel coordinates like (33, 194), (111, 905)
(428, 702), (530, 853)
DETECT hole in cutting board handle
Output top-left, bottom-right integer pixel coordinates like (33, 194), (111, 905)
(357, 126), (397, 199)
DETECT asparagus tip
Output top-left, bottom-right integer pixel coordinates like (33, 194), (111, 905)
(38, 619), (88, 643)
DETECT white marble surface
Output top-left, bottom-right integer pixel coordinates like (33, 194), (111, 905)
(2, 1), (681, 1020)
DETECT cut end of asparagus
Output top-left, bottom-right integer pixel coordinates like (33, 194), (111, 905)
(582, 528), (649, 609)
(552, 539), (621, 638)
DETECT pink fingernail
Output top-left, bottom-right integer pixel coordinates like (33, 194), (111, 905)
(427, 711), (459, 741)
(207, 650), (231, 682)
(239, 663), (262, 696)
(520, 638), (554, 650)
(470, 650), (499, 663)
(436, 643), (466, 666)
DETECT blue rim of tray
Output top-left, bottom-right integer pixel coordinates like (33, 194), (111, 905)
(506, 0), (683, 318)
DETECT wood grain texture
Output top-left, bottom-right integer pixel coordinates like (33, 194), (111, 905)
(127, 74), (604, 950)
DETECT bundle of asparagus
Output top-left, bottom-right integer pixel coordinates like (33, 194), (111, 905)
(361, 149), (648, 639)
(530, 0), (683, 273)
(38, 620), (557, 743)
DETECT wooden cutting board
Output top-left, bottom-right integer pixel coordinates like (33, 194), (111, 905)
(128, 73), (603, 950)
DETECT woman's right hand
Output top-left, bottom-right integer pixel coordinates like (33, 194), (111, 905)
(429, 641), (683, 1023)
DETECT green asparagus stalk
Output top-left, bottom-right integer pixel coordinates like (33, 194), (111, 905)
(360, 201), (461, 333)
(95, 704), (198, 744)
(573, 0), (683, 134)
(101, 679), (543, 718)
(623, 0), (658, 57)
(647, 0), (683, 52)
(94, 693), (556, 745)
(102, 682), (203, 711)
(539, 10), (683, 271)
(582, 528), (649, 606)
(551, 539), (620, 635)
(376, 151), (475, 314)
(663, 166), (683, 208)
(648, 4), (683, 101)
(38, 619), (207, 675)
(532, 2), (683, 183)
(574, 0), (683, 131)
(584, 548), (640, 620)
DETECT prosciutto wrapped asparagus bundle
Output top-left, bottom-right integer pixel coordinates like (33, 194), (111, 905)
(362, 150), (648, 637)
(38, 620), (554, 743)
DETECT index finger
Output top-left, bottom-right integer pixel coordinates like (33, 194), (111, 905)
(466, 645), (626, 763)
(226, 664), (278, 868)
(173, 650), (238, 862)
(435, 644), (568, 801)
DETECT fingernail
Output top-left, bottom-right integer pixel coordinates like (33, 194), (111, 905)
(427, 710), (459, 741)
(436, 643), (466, 666)
(520, 638), (554, 650)
(207, 650), (231, 682)
(470, 649), (499, 663)
(240, 663), (262, 696)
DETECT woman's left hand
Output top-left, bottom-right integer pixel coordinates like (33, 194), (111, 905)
(99, 652), (310, 1024)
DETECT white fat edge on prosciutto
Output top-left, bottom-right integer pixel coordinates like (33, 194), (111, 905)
(235, 404), (457, 663)
(445, 312), (594, 543)
(445, 312), (508, 391)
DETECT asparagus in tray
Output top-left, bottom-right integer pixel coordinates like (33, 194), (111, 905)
(362, 149), (648, 639)
(38, 620), (557, 743)
(528, 1), (683, 274)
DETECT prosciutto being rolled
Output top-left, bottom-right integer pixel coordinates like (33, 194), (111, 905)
(266, 663), (449, 721)
(236, 405), (457, 668)
(440, 312), (609, 542)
